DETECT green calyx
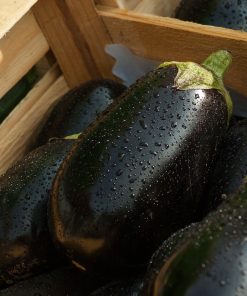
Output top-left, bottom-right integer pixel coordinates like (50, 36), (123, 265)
(64, 133), (81, 140)
(158, 50), (233, 123)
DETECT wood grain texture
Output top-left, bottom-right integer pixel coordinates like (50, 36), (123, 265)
(33, 0), (114, 88)
(0, 0), (38, 39)
(0, 65), (69, 175)
(98, 5), (247, 97)
(0, 11), (49, 98)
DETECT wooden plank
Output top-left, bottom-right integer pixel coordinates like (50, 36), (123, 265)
(32, 0), (114, 88)
(98, 6), (247, 97)
(0, 11), (49, 98)
(0, 66), (69, 175)
(95, 0), (118, 7)
(0, 0), (38, 39)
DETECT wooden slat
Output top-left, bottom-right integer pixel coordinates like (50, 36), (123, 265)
(0, 66), (69, 175)
(0, 0), (38, 39)
(95, 0), (118, 7)
(98, 6), (247, 97)
(0, 11), (49, 98)
(32, 0), (114, 88)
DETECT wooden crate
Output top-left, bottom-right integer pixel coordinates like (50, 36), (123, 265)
(1, 0), (247, 174)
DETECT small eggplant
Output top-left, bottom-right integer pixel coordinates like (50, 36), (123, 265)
(140, 182), (247, 296)
(49, 50), (232, 274)
(35, 79), (126, 147)
(0, 139), (74, 286)
(176, 0), (247, 31)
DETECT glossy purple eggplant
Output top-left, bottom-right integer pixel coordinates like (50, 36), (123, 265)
(176, 0), (247, 31)
(140, 182), (247, 296)
(0, 139), (74, 286)
(35, 79), (126, 147)
(49, 50), (232, 275)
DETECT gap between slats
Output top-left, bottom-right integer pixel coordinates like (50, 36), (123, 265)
(0, 11), (49, 98)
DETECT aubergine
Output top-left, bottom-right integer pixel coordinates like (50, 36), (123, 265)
(140, 181), (247, 296)
(175, 0), (247, 31)
(35, 79), (126, 147)
(202, 119), (247, 214)
(89, 278), (143, 296)
(0, 139), (74, 286)
(0, 266), (105, 296)
(49, 50), (232, 274)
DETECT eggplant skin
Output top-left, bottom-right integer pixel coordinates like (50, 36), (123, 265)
(140, 184), (247, 296)
(176, 0), (247, 31)
(203, 119), (247, 214)
(0, 266), (104, 296)
(49, 65), (228, 274)
(139, 224), (197, 296)
(0, 139), (74, 286)
(35, 79), (126, 147)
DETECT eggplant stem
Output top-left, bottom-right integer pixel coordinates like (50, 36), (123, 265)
(202, 50), (232, 79)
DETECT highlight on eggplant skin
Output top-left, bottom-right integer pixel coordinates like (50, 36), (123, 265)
(49, 51), (231, 275)
(35, 79), (127, 147)
(203, 119), (247, 214)
(175, 0), (247, 31)
(0, 139), (74, 287)
(140, 182), (247, 296)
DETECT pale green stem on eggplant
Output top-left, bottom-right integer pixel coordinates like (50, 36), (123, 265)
(202, 50), (232, 79)
(64, 133), (81, 140)
(158, 50), (233, 124)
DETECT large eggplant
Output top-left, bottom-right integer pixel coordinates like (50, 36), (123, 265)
(0, 139), (74, 286)
(49, 50), (232, 274)
(203, 119), (247, 214)
(176, 0), (247, 31)
(35, 79), (126, 147)
(140, 181), (247, 296)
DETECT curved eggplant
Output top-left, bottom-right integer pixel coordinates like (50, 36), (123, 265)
(140, 182), (247, 296)
(49, 51), (232, 274)
(35, 79), (126, 147)
(176, 0), (247, 31)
